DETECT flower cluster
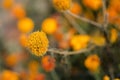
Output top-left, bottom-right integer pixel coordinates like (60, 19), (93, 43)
(26, 31), (49, 56)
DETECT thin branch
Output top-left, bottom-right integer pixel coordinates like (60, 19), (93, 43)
(63, 12), (86, 34)
(102, 0), (109, 28)
(66, 10), (102, 28)
(48, 46), (95, 56)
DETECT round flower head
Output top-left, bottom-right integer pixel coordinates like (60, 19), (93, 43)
(53, 0), (72, 11)
(26, 31), (49, 56)
(84, 54), (100, 72)
(42, 18), (57, 34)
(18, 17), (34, 33)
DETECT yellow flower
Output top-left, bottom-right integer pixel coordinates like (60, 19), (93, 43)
(53, 0), (72, 11)
(70, 35), (90, 51)
(84, 54), (100, 72)
(18, 17), (34, 33)
(70, 2), (82, 15)
(42, 18), (57, 34)
(26, 31), (49, 56)
(1, 70), (19, 80)
(91, 35), (106, 46)
(110, 28), (118, 43)
(83, 0), (102, 10)
(103, 75), (110, 80)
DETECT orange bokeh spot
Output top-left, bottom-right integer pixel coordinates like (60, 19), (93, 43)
(70, 2), (82, 15)
(19, 34), (28, 47)
(2, 0), (14, 9)
(41, 55), (55, 72)
(83, 0), (102, 10)
(11, 4), (26, 19)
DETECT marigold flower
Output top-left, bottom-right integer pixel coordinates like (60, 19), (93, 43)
(70, 2), (82, 15)
(84, 54), (100, 72)
(42, 18), (57, 34)
(26, 31), (49, 56)
(70, 35), (90, 51)
(41, 55), (55, 72)
(18, 17), (34, 33)
(19, 34), (28, 47)
(53, 0), (72, 11)
(103, 75), (110, 80)
(1, 70), (19, 80)
(110, 28), (118, 43)
(83, 0), (102, 10)
(11, 4), (26, 19)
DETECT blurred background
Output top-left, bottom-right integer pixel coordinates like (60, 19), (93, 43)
(0, 0), (120, 80)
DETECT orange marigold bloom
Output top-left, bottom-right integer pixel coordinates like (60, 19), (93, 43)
(11, 4), (26, 19)
(41, 55), (55, 72)
(110, 28), (118, 43)
(103, 75), (110, 80)
(18, 17), (34, 33)
(1, 70), (19, 80)
(70, 35), (90, 51)
(70, 2), (82, 15)
(19, 34), (28, 47)
(42, 18), (57, 34)
(84, 54), (100, 72)
(83, 0), (102, 10)
(26, 31), (49, 56)
(53, 0), (72, 11)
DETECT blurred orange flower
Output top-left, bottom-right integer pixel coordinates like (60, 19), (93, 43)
(41, 55), (55, 72)
(107, 8), (118, 23)
(19, 34), (28, 47)
(110, 28), (118, 43)
(35, 74), (45, 80)
(28, 61), (39, 73)
(11, 4), (26, 19)
(2, 0), (14, 9)
(1, 70), (19, 80)
(70, 2), (82, 15)
(84, 54), (100, 72)
(70, 35), (90, 51)
(83, 0), (102, 10)
(17, 17), (34, 33)
(103, 75), (110, 80)
(42, 18), (57, 34)
(5, 54), (18, 67)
